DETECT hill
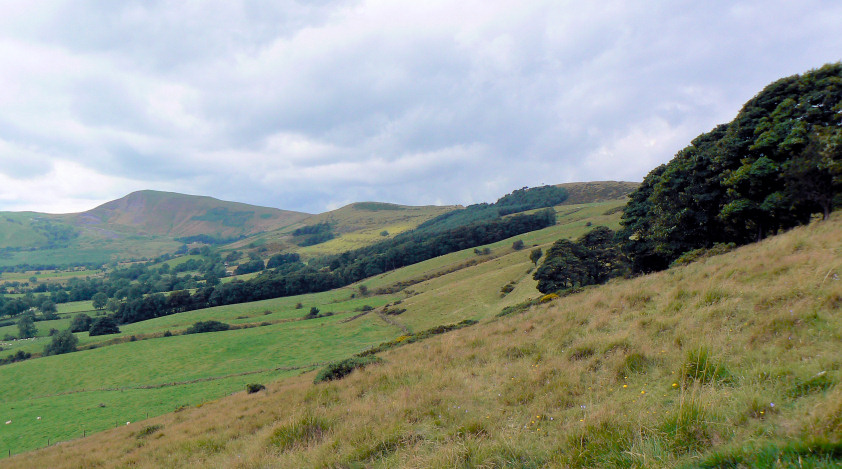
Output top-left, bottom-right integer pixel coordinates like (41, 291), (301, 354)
(555, 180), (639, 205)
(7, 211), (841, 468)
(231, 202), (457, 258)
(70, 190), (309, 239)
(0, 191), (311, 267)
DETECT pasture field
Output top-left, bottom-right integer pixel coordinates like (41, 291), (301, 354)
(0, 313), (397, 454)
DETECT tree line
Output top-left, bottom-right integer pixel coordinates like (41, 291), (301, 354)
(532, 63), (841, 294)
(110, 209), (556, 325)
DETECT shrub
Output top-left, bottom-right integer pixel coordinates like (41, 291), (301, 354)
(246, 383), (266, 394)
(0, 350), (31, 365)
(671, 243), (736, 267)
(135, 424), (163, 438)
(183, 320), (230, 335)
(512, 239), (525, 250)
(314, 356), (383, 384)
(306, 307), (320, 319)
(89, 317), (121, 336)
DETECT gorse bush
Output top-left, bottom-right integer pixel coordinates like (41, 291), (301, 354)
(246, 383), (266, 394)
(314, 356), (383, 384)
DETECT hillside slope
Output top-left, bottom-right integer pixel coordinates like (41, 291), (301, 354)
(555, 180), (639, 205)
(70, 190), (309, 239)
(11, 213), (841, 468)
(233, 202), (456, 257)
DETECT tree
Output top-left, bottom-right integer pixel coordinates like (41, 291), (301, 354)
(2, 299), (26, 318)
(106, 298), (121, 314)
(91, 292), (108, 311)
(234, 259), (265, 275)
(306, 307), (320, 319)
(267, 253), (301, 269)
(533, 227), (627, 294)
(89, 316), (120, 336)
(533, 240), (587, 293)
(44, 329), (78, 355)
(69, 313), (93, 333)
(529, 248), (543, 265)
(40, 300), (58, 320)
(784, 128), (842, 220)
(17, 312), (37, 339)
(512, 240), (525, 250)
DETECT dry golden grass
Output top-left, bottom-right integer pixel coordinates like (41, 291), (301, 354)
(7, 214), (842, 468)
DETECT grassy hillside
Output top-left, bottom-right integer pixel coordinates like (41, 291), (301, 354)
(225, 182), (637, 259)
(0, 198), (626, 458)
(71, 190), (309, 239)
(555, 180), (639, 205)
(6, 211), (841, 468)
(234, 202), (457, 258)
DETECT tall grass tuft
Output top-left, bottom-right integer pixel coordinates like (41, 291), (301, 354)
(682, 346), (730, 385)
(268, 412), (331, 452)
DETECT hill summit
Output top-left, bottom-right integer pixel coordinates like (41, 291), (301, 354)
(73, 190), (309, 239)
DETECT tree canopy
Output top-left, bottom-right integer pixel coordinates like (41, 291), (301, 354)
(619, 63), (842, 272)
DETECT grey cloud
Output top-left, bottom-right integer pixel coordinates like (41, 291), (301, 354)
(0, 0), (841, 213)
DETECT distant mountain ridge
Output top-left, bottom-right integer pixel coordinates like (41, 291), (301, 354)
(0, 182), (639, 266)
(70, 190), (309, 238)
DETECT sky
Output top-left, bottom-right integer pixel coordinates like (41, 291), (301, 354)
(0, 1), (840, 214)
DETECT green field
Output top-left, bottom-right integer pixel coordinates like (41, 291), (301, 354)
(0, 312), (397, 454)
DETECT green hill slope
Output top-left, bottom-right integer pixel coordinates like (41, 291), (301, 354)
(232, 202), (457, 258)
(6, 209), (842, 467)
(71, 190), (310, 239)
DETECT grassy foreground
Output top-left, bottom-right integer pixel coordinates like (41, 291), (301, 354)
(6, 213), (841, 467)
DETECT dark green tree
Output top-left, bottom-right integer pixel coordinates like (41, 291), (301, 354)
(89, 316), (120, 336)
(529, 247), (543, 265)
(533, 240), (587, 293)
(17, 312), (37, 339)
(91, 292), (108, 311)
(40, 300), (58, 319)
(44, 329), (78, 355)
(69, 313), (93, 333)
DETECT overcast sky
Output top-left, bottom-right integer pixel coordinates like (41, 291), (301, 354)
(0, 1), (839, 214)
